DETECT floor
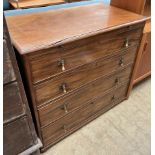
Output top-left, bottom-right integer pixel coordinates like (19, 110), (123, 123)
(42, 78), (151, 155)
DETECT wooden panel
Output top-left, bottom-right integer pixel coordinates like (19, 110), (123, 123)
(29, 27), (142, 84)
(110, 0), (146, 14)
(3, 117), (34, 155)
(41, 84), (128, 147)
(38, 66), (132, 127)
(144, 20), (151, 33)
(5, 4), (146, 54)
(3, 82), (24, 122)
(3, 39), (16, 84)
(142, 0), (151, 17)
(134, 32), (151, 83)
(34, 46), (137, 106)
(9, 0), (65, 9)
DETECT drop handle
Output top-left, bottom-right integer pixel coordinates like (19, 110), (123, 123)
(58, 59), (65, 71)
(61, 104), (68, 113)
(60, 83), (67, 93)
(124, 38), (129, 48)
(119, 58), (124, 67)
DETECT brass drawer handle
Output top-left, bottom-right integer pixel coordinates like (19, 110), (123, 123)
(61, 104), (68, 113)
(60, 83), (67, 93)
(124, 38), (129, 48)
(119, 58), (124, 67)
(58, 59), (65, 71)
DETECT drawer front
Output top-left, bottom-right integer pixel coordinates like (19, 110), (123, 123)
(35, 46), (137, 105)
(38, 65), (132, 127)
(3, 39), (16, 84)
(29, 26), (142, 84)
(3, 117), (34, 155)
(3, 82), (24, 122)
(41, 84), (128, 146)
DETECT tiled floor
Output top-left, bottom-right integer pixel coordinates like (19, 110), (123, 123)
(42, 78), (151, 155)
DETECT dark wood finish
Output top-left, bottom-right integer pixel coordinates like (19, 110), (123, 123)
(3, 16), (42, 155)
(29, 26), (142, 84)
(5, 4), (147, 152)
(42, 84), (128, 148)
(34, 46), (137, 106)
(39, 65), (132, 127)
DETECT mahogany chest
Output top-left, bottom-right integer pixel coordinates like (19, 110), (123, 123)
(5, 3), (147, 152)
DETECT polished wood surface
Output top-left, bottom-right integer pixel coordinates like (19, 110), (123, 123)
(5, 4), (147, 151)
(6, 3), (146, 54)
(42, 84), (128, 148)
(9, 0), (65, 9)
(34, 46), (137, 106)
(30, 25), (142, 84)
(38, 66), (132, 127)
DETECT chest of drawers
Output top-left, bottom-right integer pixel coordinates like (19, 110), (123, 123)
(5, 3), (147, 152)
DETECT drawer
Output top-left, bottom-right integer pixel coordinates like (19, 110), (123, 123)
(41, 84), (128, 146)
(3, 82), (24, 122)
(34, 46), (137, 105)
(3, 117), (34, 155)
(38, 65), (133, 127)
(3, 39), (16, 84)
(29, 25), (142, 84)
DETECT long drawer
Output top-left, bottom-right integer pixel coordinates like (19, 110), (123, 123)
(34, 46), (137, 106)
(29, 24), (143, 84)
(38, 65), (132, 127)
(41, 84), (128, 147)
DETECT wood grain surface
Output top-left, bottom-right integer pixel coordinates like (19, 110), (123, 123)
(5, 3), (146, 54)
(34, 46), (137, 105)
(5, 4), (147, 151)
(38, 65), (132, 127)
(29, 26), (142, 84)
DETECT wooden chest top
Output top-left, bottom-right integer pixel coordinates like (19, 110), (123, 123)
(5, 3), (146, 54)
